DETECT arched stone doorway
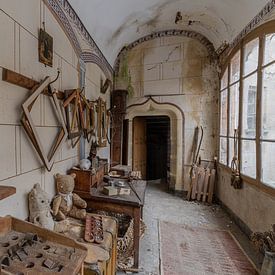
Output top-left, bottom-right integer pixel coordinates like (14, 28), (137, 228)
(125, 97), (184, 191)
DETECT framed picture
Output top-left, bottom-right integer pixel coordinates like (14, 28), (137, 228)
(38, 28), (53, 67)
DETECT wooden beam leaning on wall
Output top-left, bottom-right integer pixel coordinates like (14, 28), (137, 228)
(2, 68), (65, 100)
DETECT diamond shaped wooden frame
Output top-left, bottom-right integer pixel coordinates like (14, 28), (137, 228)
(21, 77), (68, 171)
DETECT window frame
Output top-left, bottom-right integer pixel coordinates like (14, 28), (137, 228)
(219, 21), (275, 196)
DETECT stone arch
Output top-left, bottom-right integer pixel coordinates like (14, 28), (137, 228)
(114, 29), (217, 73)
(126, 97), (185, 191)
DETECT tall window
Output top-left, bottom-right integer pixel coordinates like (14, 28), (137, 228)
(219, 25), (275, 191)
(261, 34), (275, 188)
(219, 68), (228, 165)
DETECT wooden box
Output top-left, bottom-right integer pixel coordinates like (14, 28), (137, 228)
(69, 164), (105, 193)
(110, 165), (131, 177)
(0, 216), (87, 275)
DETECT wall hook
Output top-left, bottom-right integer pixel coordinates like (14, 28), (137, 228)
(49, 69), (60, 86)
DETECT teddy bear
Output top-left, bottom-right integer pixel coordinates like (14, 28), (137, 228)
(52, 173), (87, 221)
(29, 183), (55, 230)
(28, 183), (70, 233)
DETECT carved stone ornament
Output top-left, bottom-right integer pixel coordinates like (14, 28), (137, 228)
(21, 76), (68, 171)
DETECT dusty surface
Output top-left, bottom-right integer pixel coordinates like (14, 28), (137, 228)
(118, 181), (262, 275)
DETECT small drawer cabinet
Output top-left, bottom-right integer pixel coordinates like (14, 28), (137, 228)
(69, 164), (105, 194)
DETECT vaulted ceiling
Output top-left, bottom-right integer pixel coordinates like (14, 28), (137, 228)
(69, 0), (270, 65)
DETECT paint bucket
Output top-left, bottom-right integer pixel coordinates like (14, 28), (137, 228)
(261, 251), (275, 275)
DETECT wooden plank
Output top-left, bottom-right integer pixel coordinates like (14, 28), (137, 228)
(2, 67), (37, 89)
(202, 168), (211, 202)
(2, 68), (64, 100)
(0, 186), (16, 201)
(191, 167), (199, 200)
(187, 172), (195, 200)
(207, 169), (216, 204)
(196, 167), (206, 201)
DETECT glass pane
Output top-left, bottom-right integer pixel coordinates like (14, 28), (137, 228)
(219, 137), (227, 165)
(221, 68), (228, 90)
(229, 83), (239, 137)
(261, 142), (275, 188)
(244, 38), (259, 76)
(241, 140), (256, 178)
(230, 51), (240, 83)
(264, 33), (275, 65)
(220, 89), (228, 136)
(242, 73), (257, 138)
(262, 63), (275, 140)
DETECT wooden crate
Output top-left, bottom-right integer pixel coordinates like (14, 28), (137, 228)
(0, 216), (87, 275)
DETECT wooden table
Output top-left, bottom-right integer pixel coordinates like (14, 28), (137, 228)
(75, 180), (146, 271)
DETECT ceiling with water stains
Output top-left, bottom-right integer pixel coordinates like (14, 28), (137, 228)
(69, 0), (270, 65)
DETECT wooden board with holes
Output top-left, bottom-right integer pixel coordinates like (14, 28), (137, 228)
(0, 216), (87, 275)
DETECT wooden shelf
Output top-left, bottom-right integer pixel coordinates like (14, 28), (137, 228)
(0, 186), (16, 200)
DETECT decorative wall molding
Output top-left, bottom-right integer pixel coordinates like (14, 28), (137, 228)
(114, 29), (217, 74)
(55, 0), (113, 75)
(221, 0), (275, 60)
(81, 52), (112, 79)
(44, 0), (114, 78)
(44, 0), (82, 56)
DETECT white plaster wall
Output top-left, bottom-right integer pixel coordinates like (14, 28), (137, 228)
(124, 36), (219, 191)
(0, 0), (109, 219)
(217, 167), (275, 232)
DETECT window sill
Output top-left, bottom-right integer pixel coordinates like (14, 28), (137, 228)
(218, 163), (275, 197)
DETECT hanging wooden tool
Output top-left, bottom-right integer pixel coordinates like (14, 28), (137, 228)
(230, 129), (242, 189)
(63, 89), (84, 148)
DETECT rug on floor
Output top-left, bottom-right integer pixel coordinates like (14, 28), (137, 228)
(159, 221), (258, 275)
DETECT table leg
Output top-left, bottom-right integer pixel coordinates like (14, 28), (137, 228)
(133, 207), (141, 270)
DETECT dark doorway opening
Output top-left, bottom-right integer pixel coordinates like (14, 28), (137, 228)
(146, 116), (170, 183)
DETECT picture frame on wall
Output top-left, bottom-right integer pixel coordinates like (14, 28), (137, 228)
(38, 28), (53, 67)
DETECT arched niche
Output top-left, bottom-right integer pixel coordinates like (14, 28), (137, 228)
(126, 98), (184, 191)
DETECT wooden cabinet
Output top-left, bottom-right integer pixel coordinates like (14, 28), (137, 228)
(111, 90), (128, 166)
(69, 164), (105, 193)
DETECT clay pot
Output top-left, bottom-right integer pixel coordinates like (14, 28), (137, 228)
(261, 251), (275, 275)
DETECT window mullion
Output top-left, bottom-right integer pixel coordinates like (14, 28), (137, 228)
(227, 64), (231, 166)
(256, 35), (264, 184)
(239, 42), (244, 171)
